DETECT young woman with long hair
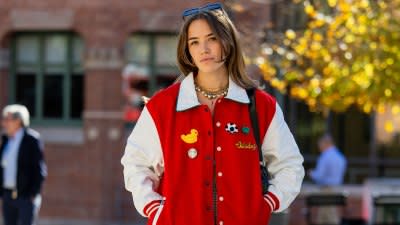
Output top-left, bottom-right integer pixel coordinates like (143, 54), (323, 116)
(122, 3), (304, 225)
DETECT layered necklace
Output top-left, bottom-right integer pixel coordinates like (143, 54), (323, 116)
(194, 81), (229, 100)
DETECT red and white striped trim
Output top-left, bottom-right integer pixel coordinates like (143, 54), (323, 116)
(264, 192), (280, 211)
(144, 200), (162, 217)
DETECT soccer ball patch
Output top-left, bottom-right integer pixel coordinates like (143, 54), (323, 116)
(225, 123), (239, 134)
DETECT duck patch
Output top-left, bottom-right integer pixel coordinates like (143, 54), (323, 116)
(225, 123), (239, 134)
(181, 129), (198, 144)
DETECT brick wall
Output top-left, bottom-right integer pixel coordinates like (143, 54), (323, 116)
(0, 69), (8, 111)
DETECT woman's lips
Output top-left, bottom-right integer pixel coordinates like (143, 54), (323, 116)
(200, 57), (214, 62)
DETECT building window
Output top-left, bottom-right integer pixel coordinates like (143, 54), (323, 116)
(125, 33), (178, 92)
(123, 33), (178, 123)
(11, 33), (84, 125)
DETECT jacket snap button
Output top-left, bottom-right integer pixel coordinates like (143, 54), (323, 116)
(187, 148), (198, 159)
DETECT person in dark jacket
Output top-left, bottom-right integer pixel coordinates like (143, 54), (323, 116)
(0, 104), (47, 225)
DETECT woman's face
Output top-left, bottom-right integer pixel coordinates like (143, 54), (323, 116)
(187, 19), (225, 74)
(1, 113), (22, 137)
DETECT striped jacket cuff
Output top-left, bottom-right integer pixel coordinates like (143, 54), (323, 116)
(143, 200), (162, 217)
(264, 192), (280, 211)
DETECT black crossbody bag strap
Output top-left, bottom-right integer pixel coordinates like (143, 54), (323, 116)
(246, 88), (270, 195)
(247, 89), (262, 163)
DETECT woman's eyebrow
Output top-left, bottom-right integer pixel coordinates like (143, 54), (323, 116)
(188, 33), (214, 41)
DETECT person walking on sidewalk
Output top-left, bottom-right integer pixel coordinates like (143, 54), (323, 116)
(121, 3), (304, 225)
(309, 134), (347, 225)
(0, 104), (47, 225)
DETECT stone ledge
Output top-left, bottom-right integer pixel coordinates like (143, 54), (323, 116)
(83, 110), (123, 120)
(10, 9), (74, 30)
(32, 126), (84, 145)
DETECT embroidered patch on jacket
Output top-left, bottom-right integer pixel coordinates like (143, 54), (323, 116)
(235, 141), (257, 150)
(225, 123), (239, 134)
(181, 129), (198, 144)
(241, 126), (250, 134)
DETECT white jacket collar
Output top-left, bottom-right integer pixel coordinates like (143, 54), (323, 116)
(176, 72), (250, 111)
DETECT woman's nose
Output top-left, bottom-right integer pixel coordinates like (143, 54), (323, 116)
(200, 42), (210, 54)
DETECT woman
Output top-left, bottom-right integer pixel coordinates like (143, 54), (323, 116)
(121, 3), (304, 225)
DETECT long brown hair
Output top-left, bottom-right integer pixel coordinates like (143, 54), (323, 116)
(176, 7), (257, 89)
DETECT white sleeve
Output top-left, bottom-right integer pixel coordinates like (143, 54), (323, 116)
(261, 103), (305, 212)
(121, 106), (164, 217)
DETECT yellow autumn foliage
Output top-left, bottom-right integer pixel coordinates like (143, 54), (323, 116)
(258, 0), (400, 113)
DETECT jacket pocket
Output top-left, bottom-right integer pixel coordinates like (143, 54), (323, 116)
(152, 197), (166, 225)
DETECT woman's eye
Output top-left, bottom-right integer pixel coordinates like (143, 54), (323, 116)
(189, 41), (198, 46)
(209, 36), (217, 41)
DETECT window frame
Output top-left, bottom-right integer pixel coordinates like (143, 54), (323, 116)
(9, 32), (84, 126)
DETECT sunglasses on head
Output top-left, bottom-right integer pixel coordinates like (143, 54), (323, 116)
(182, 2), (223, 19)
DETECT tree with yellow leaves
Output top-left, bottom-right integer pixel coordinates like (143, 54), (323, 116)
(259, 0), (400, 114)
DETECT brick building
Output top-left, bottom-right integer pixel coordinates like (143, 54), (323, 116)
(0, 1), (272, 224)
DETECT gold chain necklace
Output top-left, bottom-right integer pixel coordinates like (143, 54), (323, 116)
(194, 82), (229, 100)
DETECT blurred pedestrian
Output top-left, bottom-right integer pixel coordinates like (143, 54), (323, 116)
(121, 2), (304, 225)
(309, 133), (347, 225)
(0, 104), (47, 225)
